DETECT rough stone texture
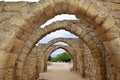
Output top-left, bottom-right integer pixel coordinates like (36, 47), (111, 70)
(0, 0), (119, 80)
(47, 38), (82, 71)
(14, 21), (106, 79)
(15, 20), (114, 80)
(23, 52), (37, 80)
(22, 43), (79, 80)
(84, 44), (96, 79)
(24, 37), (98, 80)
(35, 38), (83, 72)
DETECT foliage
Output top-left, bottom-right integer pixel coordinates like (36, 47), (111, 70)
(50, 52), (71, 62)
(51, 57), (57, 62)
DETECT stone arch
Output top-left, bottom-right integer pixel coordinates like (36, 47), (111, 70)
(40, 38), (81, 56)
(53, 42), (69, 46)
(0, 1), (119, 80)
(15, 20), (107, 80)
(23, 52), (38, 80)
(44, 45), (77, 72)
(31, 37), (85, 76)
(38, 38), (83, 72)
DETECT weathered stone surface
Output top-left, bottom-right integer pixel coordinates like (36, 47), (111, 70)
(44, 5), (55, 19)
(110, 54), (120, 67)
(6, 54), (18, 67)
(0, 12), (17, 22)
(32, 37), (97, 79)
(0, 69), (5, 80)
(0, 3), (4, 12)
(10, 38), (25, 53)
(15, 20), (108, 80)
(104, 38), (120, 55)
(23, 53), (37, 80)
(0, 50), (8, 68)
(0, 0), (119, 80)
(9, 14), (33, 33)
(101, 0), (120, 3)
(4, 2), (28, 12)
(116, 19), (120, 27)
(0, 30), (17, 52)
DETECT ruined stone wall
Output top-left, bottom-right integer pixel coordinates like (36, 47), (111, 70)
(44, 45), (77, 71)
(35, 38), (84, 72)
(101, 1), (120, 80)
(32, 44), (45, 73)
(23, 53), (37, 80)
(34, 44), (79, 72)
(0, 0), (119, 80)
(27, 37), (84, 74)
(84, 45), (96, 79)
(34, 38), (98, 80)
(75, 43), (97, 79)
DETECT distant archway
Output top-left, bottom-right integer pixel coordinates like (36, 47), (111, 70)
(44, 45), (76, 72)
(0, 1), (119, 80)
(15, 20), (107, 80)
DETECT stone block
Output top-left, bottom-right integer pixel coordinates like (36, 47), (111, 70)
(16, 30), (30, 41)
(112, 11), (120, 19)
(75, 0), (91, 19)
(54, 2), (64, 14)
(0, 21), (19, 52)
(0, 50), (9, 68)
(0, 3), (4, 12)
(10, 38), (25, 53)
(110, 54), (120, 67)
(20, 5), (34, 21)
(102, 1), (120, 13)
(44, 5), (55, 19)
(28, 13), (47, 29)
(83, 34), (93, 43)
(85, 2), (99, 22)
(16, 61), (24, 69)
(6, 54), (18, 67)
(0, 12), (16, 22)
(25, 40), (33, 49)
(17, 52), (27, 62)
(95, 17), (115, 35)
(87, 40), (96, 50)
(104, 38), (120, 55)
(100, 27), (119, 41)
(0, 69), (5, 80)
(4, 2), (28, 12)
(10, 14), (33, 33)
(93, 37), (101, 45)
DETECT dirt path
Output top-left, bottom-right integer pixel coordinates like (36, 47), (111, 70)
(38, 62), (84, 80)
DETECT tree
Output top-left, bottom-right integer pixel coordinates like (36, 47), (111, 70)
(58, 52), (71, 62)
(51, 57), (57, 62)
(50, 52), (71, 62)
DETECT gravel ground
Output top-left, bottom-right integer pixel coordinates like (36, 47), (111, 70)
(38, 62), (85, 80)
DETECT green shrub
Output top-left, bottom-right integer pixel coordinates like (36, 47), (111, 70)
(50, 52), (71, 62)
(51, 57), (57, 62)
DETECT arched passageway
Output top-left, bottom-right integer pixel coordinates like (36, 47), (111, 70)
(27, 37), (98, 80)
(15, 20), (107, 80)
(33, 38), (80, 70)
(44, 45), (75, 71)
(36, 38), (81, 72)
(0, 1), (119, 80)
(38, 46), (79, 80)
(20, 21), (106, 79)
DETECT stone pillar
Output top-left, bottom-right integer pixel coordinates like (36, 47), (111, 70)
(0, 50), (7, 80)
(40, 57), (45, 72)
